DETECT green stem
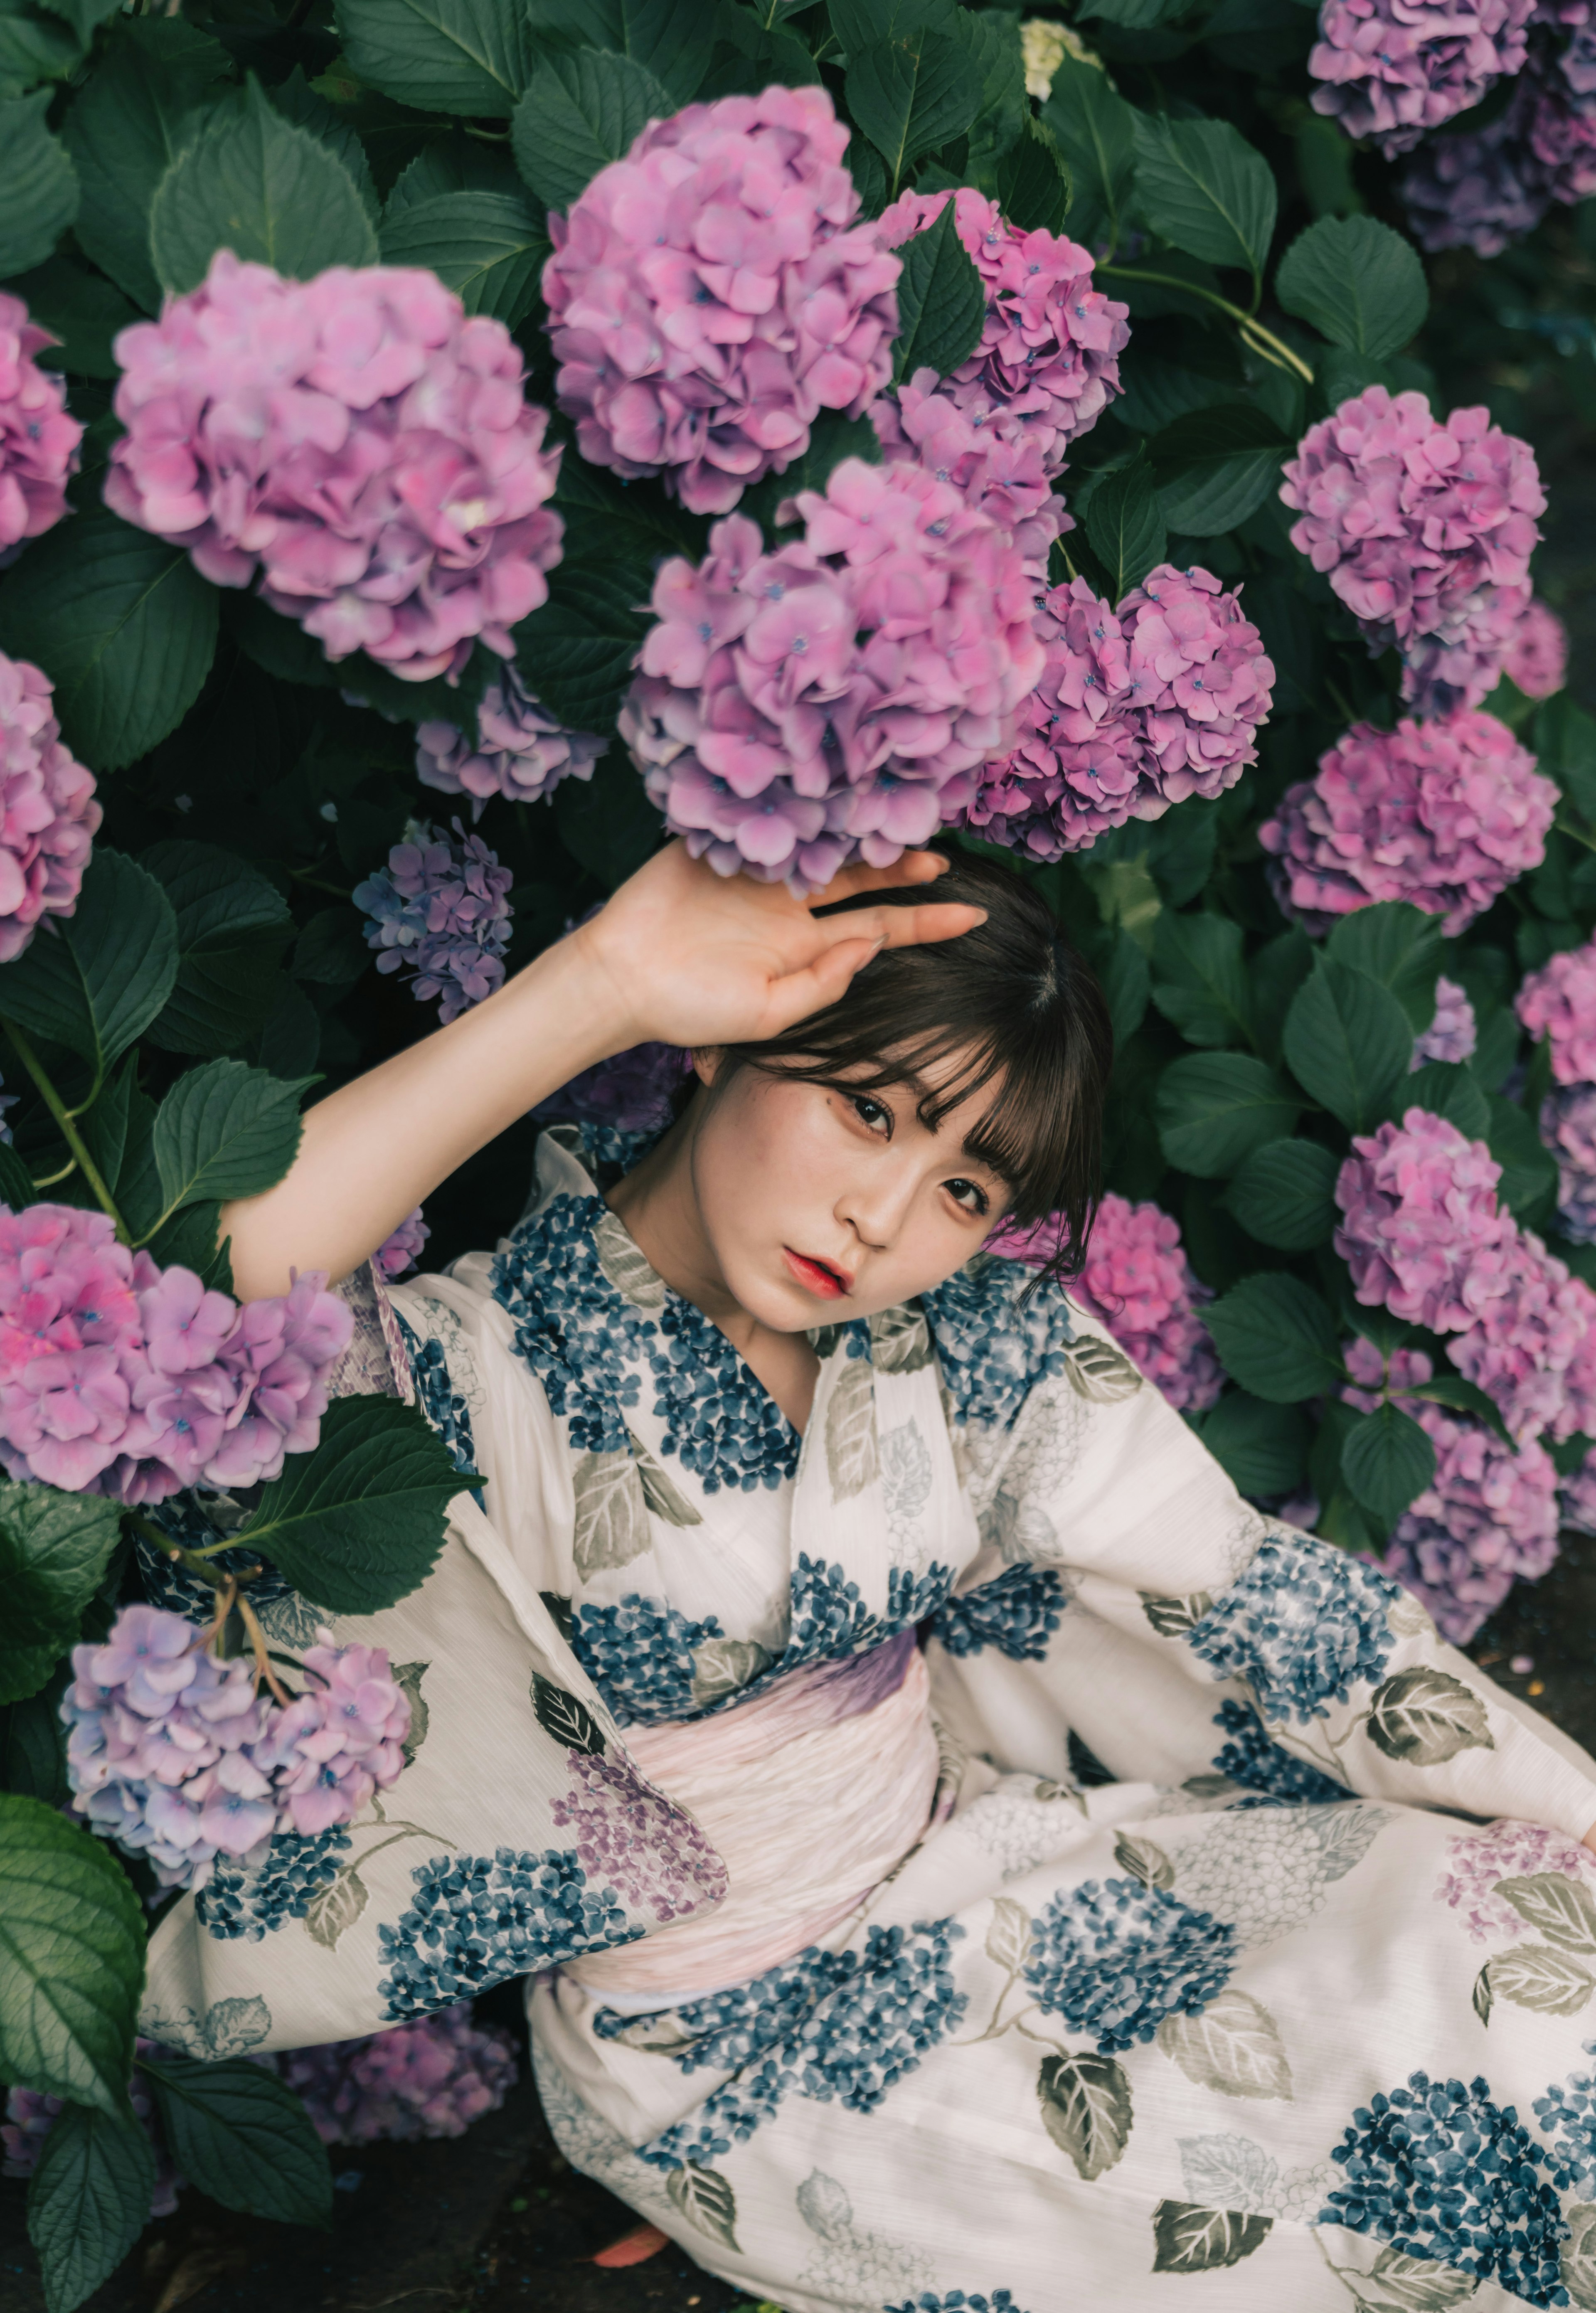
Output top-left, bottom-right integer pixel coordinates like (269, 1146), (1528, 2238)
(30, 1160), (76, 1189)
(288, 864), (353, 900)
(1556, 815), (1596, 857)
(0, 1017), (126, 1238)
(1097, 267), (1315, 383)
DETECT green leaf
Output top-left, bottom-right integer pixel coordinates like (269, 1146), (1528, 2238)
(1486, 1092), (1558, 1225)
(231, 1394), (466, 1616)
(1324, 899), (1445, 1030)
(334, 0), (540, 116)
(268, 62), (380, 224)
(513, 558), (652, 732)
(1486, 1942), (1595, 2016)
(0, 256), (141, 380)
(378, 187), (547, 325)
(5, 1676), (71, 1807)
(150, 1059), (308, 1222)
(1147, 404), (1290, 535)
(551, 755), (655, 888)
(737, 408), (882, 535)
(1535, 691), (1596, 824)
(1221, 1139), (1338, 1251)
(1275, 215), (1428, 360)
(0, 1795), (145, 2121)
(531, 1670), (606, 1755)
(0, 6), (81, 98)
(1155, 1052), (1300, 1176)
(0, 507), (218, 771)
(1206, 1272), (1344, 1402)
(847, 31), (980, 194)
(1093, 923), (1150, 1047)
(383, 126), (525, 223)
(60, 27), (226, 311)
(666, 2160), (741, 2251)
(1495, 1872), (1596, 1955)
(0, 92), (78, 279)
(0, 850), (179, 1081)
(531, 0), (713, 104)
(1283, 958), (1414, 1131)
(511, 46), (673, 212)
(1085, 453), (1166, 598)
(150, 77), (379, 293)
(1340, 1402), (1436, 1523)
(1199, 1390), (1309, 1497)
(1152, 2201), (1273, 2274)
(1404, 1059), (1490, 1141)
(1040, 53), (1134, 250)
(1036, 2050), (1134, 2180)
(140, 840), (294, 1059)
(141, 2057), (332, 2227)
(0, 1139), (36, 1209)
(1149, 910), (1251, 1049)
(292, 906), (369, 989)
(0, 1483), (121, 1707)
(27, 2102), (155, 2313)
(1365, 1666), (1496, 1765)
(995, 117), (1070, 235)
(1131, 113), (1276, 284)
(890, 199), (986, 384)
(1404, 1369), (1513, 1449)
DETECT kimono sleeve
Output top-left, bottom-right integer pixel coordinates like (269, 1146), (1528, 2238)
(923, 1259), (1596, 1840)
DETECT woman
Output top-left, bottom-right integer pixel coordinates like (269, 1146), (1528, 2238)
(147, 843), (1596, 2312)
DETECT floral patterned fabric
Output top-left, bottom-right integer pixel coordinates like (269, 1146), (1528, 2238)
(141, 1130), (1596, 2311)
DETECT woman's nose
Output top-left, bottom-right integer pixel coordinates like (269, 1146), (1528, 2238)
(839, 1164), (919, 1252)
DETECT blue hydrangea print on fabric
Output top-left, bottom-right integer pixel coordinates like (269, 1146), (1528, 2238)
(1209, 1698), (1351, 1806)
(1321, 2072), (1569, 2306)
(595, 1946), (851, 2076)
(378, 1847), (640, 2018)
(1188, 1531), (1398, 1726)
(933, 1566), (1067, 1662)
(887, 2296), (1032, 2313)
(393, 1310), (476, 1475)
(1534, 2039), (1596, 2199)
(765, 1557), (957, 1686)
(195, 1828), (352, 1941)
(135, 1501), (297, 1629)
(492, 1193), (652, 1454)
(627, 1920), (968, 2170)
(922, 1256), (1074, 1433)
(650, 1292), (798, 1495)
(571, 1594), (727, 1727)
(1023, 1878), (1237, 2054)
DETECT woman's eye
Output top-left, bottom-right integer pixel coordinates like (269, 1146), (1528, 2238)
(946, 1178), (990, 1217)
(851, 1095), (891, 1134)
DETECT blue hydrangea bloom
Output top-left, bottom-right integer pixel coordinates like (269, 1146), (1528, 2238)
(934, 1566), (1067, 1661)
(394, 1310), (477, 1476)
(1321, 2072), (1569, 2305)
(922, 1256), (1074, 1432)
(1188, 1532), (1398, 1726)
(1209, 1697), (1351, 1806)
(1534, 2040), (1596, 2198)
(768, 1557), (957, 1684)
(887, 2296), (1031, 2312)
(134, 1501), (297, 1629)
(196, 1828), (352, 1941)
(1023, 1878), (1237, 2053)
(651, 1293), (798, 1495)
(378, 1847), (640, 2018)
(492, 1192), (653, 1455)
(571, 1594), (727, 1726)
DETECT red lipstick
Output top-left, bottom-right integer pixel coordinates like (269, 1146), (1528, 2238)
(783, 1248), (851, 1300)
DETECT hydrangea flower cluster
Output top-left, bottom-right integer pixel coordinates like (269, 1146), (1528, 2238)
(1259, 710), (1556, 936)
(535, 1040), (692, 1134)
(1505, 596), (1569, 695)
(1334, 1111), (1516, 1332)
(0, 650), (101, 964)
(1023, 1878), (1238, 2052)
(3, 2042), (182, 2216)
(619, 458), (1042, 889)
(0, 1204), (350, 1500)
(415, 665), (606, 818)
(375, 1208), (429, 1279)
(550, 1749), (728, 1923)
(1446, 1228), (1596, 1442)
(1517, 935), (1596, 1084)
(1309, 0), (1534, 152)
(1541, 1085), (1596, 1243)
(1412, 973), (1478, 1066)
(0, 292), (82, 552)
(62, 1605), (412, 1887)
(869, 370), (1069, 582)
(542, 84), (900, 516)
(1435, 1815), (1595, 1941)
(106, 253), (565, 683)
(273, 2002), (517, 2143)
(355, 819), (513, 1024)
(1402, 2), (1596, 252)
(1383, 1396), (1561, 1641)
(1279, 389), (1544, 711)
(957, 568), (1275, 860)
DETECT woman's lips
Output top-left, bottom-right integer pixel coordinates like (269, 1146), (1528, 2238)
(782, 1248), (850, 1300)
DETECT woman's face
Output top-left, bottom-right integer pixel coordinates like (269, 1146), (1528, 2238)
(687, 1049), (1012, 1332)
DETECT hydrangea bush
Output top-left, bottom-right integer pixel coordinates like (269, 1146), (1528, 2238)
(0, 0), (1594, 2303)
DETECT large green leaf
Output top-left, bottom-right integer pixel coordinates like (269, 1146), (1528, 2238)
(150, 76), (378, 293)
(384, 126), (525, 223)
(60, 24), (227, 311)
(0, 92), (78, 280)
(1323, 899), (1445, 1031)
(334, 0), (540, 116)
(1150, 910), (1251, 1049)
(1148, 405), (1290, 536)
(1340, 1401), (1436, 1523)
(0, 1483), (121, 1707)
(379, 188), (547, 324)
(1222, 1139), (1339, 1251)
(1535, 690), (1596, 823)
(0, 508), (218, 771)
(1085, 453), (1166, 597)
(847, 32), (980, 194)
(1487, 1091), (1558, 1224)
(0, 6), (80, 100)
(1404, 1059), (1490, 1141)
(140, 840), (294, 1059)
(0, 850), (179, 1082)
(1155, 1052), (1300, 1177)
(513, 557), (653, 732)
(1132, 113), (1277, 286)
(27, 2103), (155, 2313)
(891, 199), (986, 385)
(1282, 958), (1413, 1131)
(1275, 215), (1428, 360)
(150, 1059), (308, 1226)
(511, 46), (674, 212)
(554, 745), (663, 889)
(1040, 54), (1134, 250)
(231, 1394), (467, 1615)
(0, 1796), (145, 2122)
(0, 256), (142, 380)
(529, 0), (713, 104)
(142, 2057), (332, 2227)
(1206, 1272), (1345, 1402)
(995, 116), (1070, 235)
(1199, 1391), (1309, 1498)
(269, 62), (380, 225)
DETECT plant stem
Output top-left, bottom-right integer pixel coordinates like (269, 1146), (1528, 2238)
(1556, 815), (1596, 857)
(1097, 267), (1315, 384)
(0, 1016), (126, 1237)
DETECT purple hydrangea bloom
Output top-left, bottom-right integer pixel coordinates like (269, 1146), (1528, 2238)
(1334, 1108), (1517, 1333)
(1400, 87), (1553, 254)
(550, 1750), (728, 1923)
(1505, 596), (1568, 696)
(1309, 0), (1535, 155)
(375, 1208), (430, 1279)
(1517, 937), (1596, 1083)
(249, 1638), (412, 1837)
(355, 819), (514, 1024)
(1542, 1084), (1596, 1241)
(4, 2042), (184, 2216)
(415, 665), (606, 818)
(0, 292), (82, 552)
(535, 1040), (693, 1133)
(870, 369), (1071, 582)
(1446, 1227), (1596, 1441)
(1412, 973), (1478, 1065)
(274, 2002), (517, 2143)
(0, 650), (101, 965)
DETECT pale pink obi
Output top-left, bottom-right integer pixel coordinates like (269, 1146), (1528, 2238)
(563, 1629), (941, 2004)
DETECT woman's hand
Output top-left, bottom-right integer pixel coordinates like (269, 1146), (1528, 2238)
(571, 842), (986, 1054)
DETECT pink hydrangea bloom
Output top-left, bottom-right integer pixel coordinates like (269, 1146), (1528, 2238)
(1400, 580), (1534, 717)
(1542, 1084), (1596, 1243)
(1517, 938), (1596, 1084)
(542, 84), (900, 516)
(1401, 84), (1554, 254)
(0, 293), (82, 550)
(996, 1192), (1222, 1412)
(1309, 0), (1535, 153)
(1504, 596), (1569, 695)
(0, 650), (101, 964)
(375, 1208), (429, 1278)
(1334, 1108), (1516, 1333)
(1562, 1444), (1596, 1533)
(1381, 1399), (1560, 1642)
(1117, 564), (1277, 805)
(1435, 1817), (1595, 1940)
(4, 2043), (184, 2215)
(1279, 389), (1544, 709)
(416, 665), (606, 818)
(551, 1749), (729, 1922)
(621, 457), (1042, 890)
(535, 1040), (694, 1133)
(1258, 709), (1556, 936)
(250, 1638), (411, 1836)
(1413, 973), (1478, 1066)
(870, 368), (1070, 581)
(1446, 1228), (1596, 1441)
(106, 253), (564, 683)
(273, 2003), (517, 2144)
(1341, 1334), (1437, 1408)
(354, 819), (513, 1024)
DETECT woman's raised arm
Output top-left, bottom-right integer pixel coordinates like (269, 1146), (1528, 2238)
(221, 842), (983, 1298)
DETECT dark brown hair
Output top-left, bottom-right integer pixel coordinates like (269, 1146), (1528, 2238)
(712, 848), (1114, 1284)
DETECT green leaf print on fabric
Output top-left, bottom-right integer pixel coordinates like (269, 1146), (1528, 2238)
(138, 1996), (272, 2063)
(1364, 1668), (1495, 1765)
(1152, 2200), (1273, 2272)
(1156, 1989), (1294, 2101)
(1494, 1873), (1596, 1953)
(394, 1662), (429, 1768)
(1561, 2205), (1596, 2312)
(1318, 2242), (1481, 2308)
(1114, 1833), (1176, 1891)
(304, 1867), (367, 1951)
(1036, 2051), (1133, 2181)
(1140, 1591), (1215, 1638)
(690, 1636), (773, 1707)
(592, 1208), (666, 1309)
(1473, 1966), (1494, 2027)
(1483, 1944), (1596, 2016)
(1061, 1334), (1143, 1402)
(869, 1302), (934, 1374)
(825, 1355), (879, 1501)
(631, 1437), (702, 1527)
(531, 1673), (606, 1757)
(572, 1449), (653, 1578)
(1177, 2133), (1278, 2214)
(667, 2160), (740, 2251)
(985, 1896), (1034, 1973)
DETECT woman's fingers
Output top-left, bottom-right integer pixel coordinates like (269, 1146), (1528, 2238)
(813, 899), (987, 953)
(759, 902), (987, 1035)
(807, 851), (949, 910)
(761, 936), (883, 1033)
